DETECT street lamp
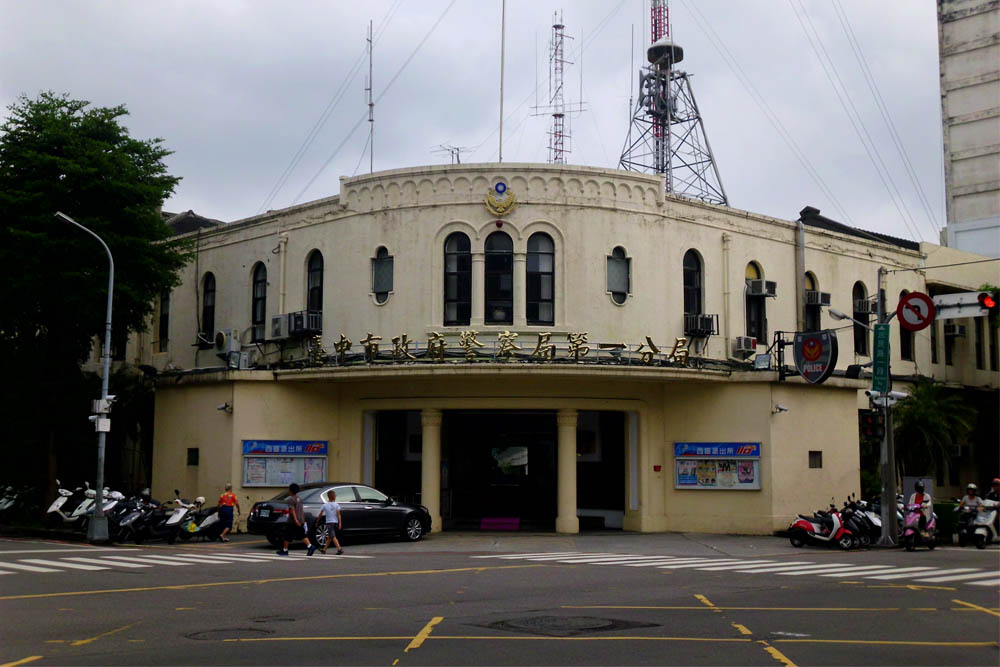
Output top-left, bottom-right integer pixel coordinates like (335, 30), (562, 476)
(829, 308), (872, 330)
(55, 211), (113, 543)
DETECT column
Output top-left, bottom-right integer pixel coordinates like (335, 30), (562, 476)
(556, 408), (579, 534)
(471, 253), (485, 326)
(421, 408), (443, 533)
(513, 253), (526, 327)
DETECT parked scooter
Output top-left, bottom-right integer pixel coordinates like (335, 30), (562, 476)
(45, 480), (90, 529)
(178, 500), (223, 542)
(901, 503), (937, 551)
(841, 495), (879, 548)
(788, 502), (855, 550)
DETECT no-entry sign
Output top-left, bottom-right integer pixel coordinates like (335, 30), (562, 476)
(896, 292), (935, 332)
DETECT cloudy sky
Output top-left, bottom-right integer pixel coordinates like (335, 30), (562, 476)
(2, 1), (944, 242)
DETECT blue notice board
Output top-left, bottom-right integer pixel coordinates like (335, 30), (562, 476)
(673, 442), (761, 491)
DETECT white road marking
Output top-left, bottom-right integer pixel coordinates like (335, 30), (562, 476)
(471, 552), (587, 559)
(729, 562), (850, 574)
(523, 553), (621, 561)
(97, 555), (193, 566)
(657, 560), (749, 570)
(0, 562), (61, 572)
(777, 564), (905, 577)
(821, 566), (937, 578)
(966, 578), (1000, 587)
(0, 548), (139, 554)
(696, 560), (789, 571)
(64, 557), (150, 568)
(914, 571), (996, 583)
(19, 558), (108, 571)
(866, 568), (978, 580)
(554, 555), (670, 564)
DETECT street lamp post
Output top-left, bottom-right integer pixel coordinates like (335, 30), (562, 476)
(55, 212), (112, 543)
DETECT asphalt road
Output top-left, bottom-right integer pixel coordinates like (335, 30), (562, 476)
(0, 532), (997, 666)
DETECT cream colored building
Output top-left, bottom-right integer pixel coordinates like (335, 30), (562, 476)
(126, 164), (998, 535)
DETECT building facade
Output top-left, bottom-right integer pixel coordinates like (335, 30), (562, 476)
(127, 164), (998, 535)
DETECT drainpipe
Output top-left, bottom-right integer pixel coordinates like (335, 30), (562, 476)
(278, 232), (289, 314)
(722, 233), (732, 356)
(795, 218), (806, 332)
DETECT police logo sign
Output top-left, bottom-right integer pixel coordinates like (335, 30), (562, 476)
(792, 330), (838, 384)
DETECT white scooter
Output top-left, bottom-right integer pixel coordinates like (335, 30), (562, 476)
(45, 480), (90, 528)
(972, 498), (998, 549)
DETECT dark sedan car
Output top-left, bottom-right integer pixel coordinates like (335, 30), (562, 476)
(247, 482), (431, 548)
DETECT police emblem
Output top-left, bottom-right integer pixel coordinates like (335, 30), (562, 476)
(485, 180), (516, 217)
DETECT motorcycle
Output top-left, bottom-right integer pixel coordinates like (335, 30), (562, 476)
(901, 502), (937, 551)
(841, 495), (878, 548)
(970, 498), (998, 549)
(788, 502), (855, 550)
(178, 500), (223, 542)
(956, 504), (978, 547)
(44, 480), (90, 529)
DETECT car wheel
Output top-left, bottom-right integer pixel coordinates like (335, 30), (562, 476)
(788, 530), (805, 548)
(314, 529), (328, 550)
(837, 534), (854, 550)
(402, 515), (424, 541)
(266, 533), (282, 547)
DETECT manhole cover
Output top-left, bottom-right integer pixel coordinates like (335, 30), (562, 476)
(484, 615), (657, 637)
(187, 628), (273, 641)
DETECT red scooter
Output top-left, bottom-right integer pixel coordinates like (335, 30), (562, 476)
(788, 503), (855, 550)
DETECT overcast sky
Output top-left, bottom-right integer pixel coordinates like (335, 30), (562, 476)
(2, 1), (944, 242)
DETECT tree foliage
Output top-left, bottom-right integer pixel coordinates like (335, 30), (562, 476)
(0, 92), (190, 493)
(893, 380), (976, 477)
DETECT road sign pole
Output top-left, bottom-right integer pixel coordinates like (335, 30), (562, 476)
(875, 267), (898, 547)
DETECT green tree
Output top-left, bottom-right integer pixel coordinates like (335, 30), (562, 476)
(893, 380), (976, 478)
(0, 92), (189, 495)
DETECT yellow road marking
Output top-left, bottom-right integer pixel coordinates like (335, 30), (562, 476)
(70, 622), (136, 647)
(758, 640), (797, 666)
(774, 639), (997, 647)
(175, 607), (195, 611)
(224, 636), (414, 642)
(732, 623), (753, 636)
(226, 635), (754, 643)
(0, 657), (43, 667)
(0, 564), (543, 601)
(565, 605), (904, 612)
(953, 599), (1000, 618)
(694, 594), (721, 613)
(44, 641), (66, 644)
(404, 616), (443, 652)
(392, 660), (399, 666)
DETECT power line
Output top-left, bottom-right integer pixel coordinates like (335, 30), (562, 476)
(679, 0), (856, 226)
(789, 0), (923, 242)
(889, 257), (1000, 273)
(292, 0), (458, 205)
(832, 0), (941, 240)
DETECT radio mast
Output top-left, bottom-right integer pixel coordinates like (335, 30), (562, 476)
(618, 0), (728, 205)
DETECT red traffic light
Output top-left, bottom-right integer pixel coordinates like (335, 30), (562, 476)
(978, 292), (997, 310)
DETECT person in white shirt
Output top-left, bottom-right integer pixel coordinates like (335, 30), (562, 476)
(317, 490), (344, 555)
(958, 483), (982, 511)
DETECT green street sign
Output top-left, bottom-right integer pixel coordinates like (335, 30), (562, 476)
(872, 323), (890, 393)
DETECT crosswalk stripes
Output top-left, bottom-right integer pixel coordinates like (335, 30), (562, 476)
(469, 552), (999, 588)
(0, 548), (373, 576)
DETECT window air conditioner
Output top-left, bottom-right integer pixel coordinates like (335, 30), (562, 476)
(214, 328), (241, 355)
(271, 315), (290, 340)
(854, 299), (874, 314)
(289, 310), (323, 336)
(943, 323), (966, 338)
(732, 336), (757, 358)
(684, 313), (719, 337)
(747, 279), (777, 297)
(805, 291), (831, 306)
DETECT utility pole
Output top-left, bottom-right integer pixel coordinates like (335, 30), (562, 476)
(875, 266), (899, 546)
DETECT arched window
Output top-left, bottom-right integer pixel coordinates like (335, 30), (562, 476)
(201, 272), (216, 344)
(804, 272), (821, 332)
(252, 263), (267, 342)
(485, 231), (513, 324)
(372, 246), (393, 304)
(682, 250), (702, 315)
(527, 233), (554, 325)
(307, 251), (323, 312)
(852, 282), (869, 356)
(444, 233), (471, 325)
(899, 290), (914, 361)
(745, 262), (766, 342)
(607, 246), (631, 305)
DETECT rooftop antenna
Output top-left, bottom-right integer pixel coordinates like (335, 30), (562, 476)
(532, 11), (585, 164)
(433, 144), (468, 164)
(366, 19), (374, 173)
(618, 0), (728, 205)
(498, 0), (507, 163)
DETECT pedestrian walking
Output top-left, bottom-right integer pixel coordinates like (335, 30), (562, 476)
(317, 490), (344, 555)
(217, 483), (240, 542)
(277, 482), (315, 556)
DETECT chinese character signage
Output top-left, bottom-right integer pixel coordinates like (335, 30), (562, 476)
(242, 440), (328, 456)
(674, 442), (761, 491)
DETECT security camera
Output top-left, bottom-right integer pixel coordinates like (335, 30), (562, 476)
(216, 402), (232, 412)
(864, 390), (880, 398)
(886, 391), (908, 400)
(772, 404), (789, 414)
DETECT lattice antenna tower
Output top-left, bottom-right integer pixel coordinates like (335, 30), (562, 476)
(618, 0), (728, 205)
(533, 12), (584, 164)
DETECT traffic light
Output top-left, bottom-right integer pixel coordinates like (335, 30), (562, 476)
(978, 291), (999, 318)
(859, 409), (885, 440)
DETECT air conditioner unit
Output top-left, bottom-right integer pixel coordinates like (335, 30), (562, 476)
(271, 315), (290, 340)
(251, 324), (266, 343)
(747, 279), (777, 297)
(684, 313), (718, 337)
(805, 291), (831, 306)
(854, 299), (874, 314)
(732, 336), (757, 358)
(943, 323), (966, 338)
(289, 310), (323, 336)
(214, 328), (241, 355)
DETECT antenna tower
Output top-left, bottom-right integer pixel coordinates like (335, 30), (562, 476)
(618, 0), (728, 205)
(533, 12), (583, 164)
(366, 20), (374, 173)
